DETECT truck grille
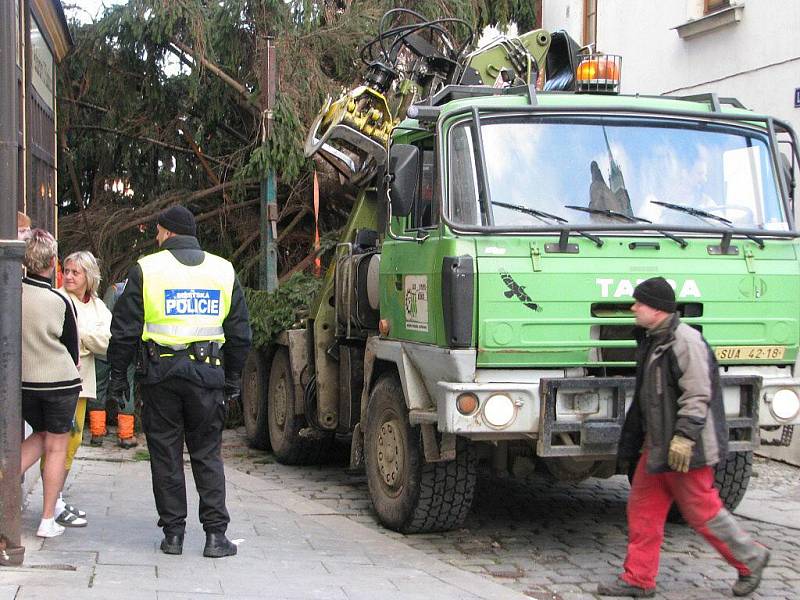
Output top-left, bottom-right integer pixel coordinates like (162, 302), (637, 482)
(591, 303), (704, 363)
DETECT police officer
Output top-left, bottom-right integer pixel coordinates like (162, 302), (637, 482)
(107, 205), (251, 558)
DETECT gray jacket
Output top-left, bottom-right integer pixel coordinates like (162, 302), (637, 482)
(619, 314), (728, 472)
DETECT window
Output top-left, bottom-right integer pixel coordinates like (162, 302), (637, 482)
(410, 148), (438, 229)
(448, 126), (480, 226)
(674, 0), (743, 39)
(583, 0), (597, 48)
(704, 0), (730, 15)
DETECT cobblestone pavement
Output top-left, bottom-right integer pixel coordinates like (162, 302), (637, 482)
(223, 429), (800, 600)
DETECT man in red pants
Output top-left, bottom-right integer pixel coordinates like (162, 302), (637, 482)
(598, 277), (769, 598)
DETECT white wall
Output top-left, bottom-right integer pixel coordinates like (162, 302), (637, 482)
(595, 0), (800, 136)
(541, 0), (585, 42)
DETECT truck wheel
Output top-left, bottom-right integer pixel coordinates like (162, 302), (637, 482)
(364, 372), (477, 533)
(268, 347), (330, 465)
(714, 450), (752, 511)
(242, 349), (269, 450)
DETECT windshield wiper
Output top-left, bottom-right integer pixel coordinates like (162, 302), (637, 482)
(492, 201), (603, 247)
(651, 200), (732, 225)
(652, 200), (764, 248)
(493, 201), (568, 223)
(565, 205), (639, 222)
(565, 205), (688, 248)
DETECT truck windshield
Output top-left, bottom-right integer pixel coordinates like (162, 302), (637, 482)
(448, 115), (787, 231)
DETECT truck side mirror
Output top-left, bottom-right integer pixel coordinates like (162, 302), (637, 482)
(387, 144), (419, 218)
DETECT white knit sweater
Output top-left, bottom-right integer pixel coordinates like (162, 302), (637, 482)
(64, 290), (112, 399)
(21, 276), (81, 395)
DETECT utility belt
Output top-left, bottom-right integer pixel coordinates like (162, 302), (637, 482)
(140, 340), (223, 368)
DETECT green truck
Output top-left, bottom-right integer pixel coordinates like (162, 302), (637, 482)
(242, 12), (800, 533)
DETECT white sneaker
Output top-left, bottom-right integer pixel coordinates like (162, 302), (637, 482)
(37, 518), (65, 538)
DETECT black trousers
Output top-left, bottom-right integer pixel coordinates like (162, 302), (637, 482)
(140, 377), (229, 536)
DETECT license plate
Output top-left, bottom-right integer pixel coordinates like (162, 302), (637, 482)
(714, 345), (785, 360)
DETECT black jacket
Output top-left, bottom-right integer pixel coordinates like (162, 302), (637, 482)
(618, 314), (728, 472)
(107, 235), (251, 386)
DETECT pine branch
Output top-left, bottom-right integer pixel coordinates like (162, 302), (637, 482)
(115, 178), (261, 233)
(169, 40), (260, 116)
(58, 96), (109, 112)
(58, 127), (99, 257)
(70, 124), (227, 164)
(195, 198), (259, 223)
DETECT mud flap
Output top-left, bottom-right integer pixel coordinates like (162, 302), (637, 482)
(349, 422), (365, 472)
(421, 424), (457, 462)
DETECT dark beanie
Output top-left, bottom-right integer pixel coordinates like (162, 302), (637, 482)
(633, 277), (676, 313)
(157, 205), (196, 236)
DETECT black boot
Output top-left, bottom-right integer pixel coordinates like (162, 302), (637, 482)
(203, 532), (237, 558)
(597, 579), (655, 597)
(160, 534), (184, 555)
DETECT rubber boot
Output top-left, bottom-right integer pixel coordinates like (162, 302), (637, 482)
(117, 414), (138, 449)
(705, 508), (770, 596)
(89, 410), (107, 446)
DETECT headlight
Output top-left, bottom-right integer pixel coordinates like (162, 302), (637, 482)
(483, 393), (516, 428)
(770, 389), (800, 421)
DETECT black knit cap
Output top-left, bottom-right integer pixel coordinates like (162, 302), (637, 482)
(633, 277), (676, 313)
(157, 205), (196, 236)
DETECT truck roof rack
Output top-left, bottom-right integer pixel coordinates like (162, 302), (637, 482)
(670, 92), (747, 113)
(426, 83), (538, 107)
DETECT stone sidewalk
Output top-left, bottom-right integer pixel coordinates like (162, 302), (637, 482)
(0, 447), (529, 600)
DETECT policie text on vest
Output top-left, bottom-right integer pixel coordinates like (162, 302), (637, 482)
(164, 289), (222, 316)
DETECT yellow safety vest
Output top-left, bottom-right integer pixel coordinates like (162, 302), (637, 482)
(139, 250), (234, 349)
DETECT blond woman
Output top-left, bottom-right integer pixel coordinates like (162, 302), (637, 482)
(55, 251), (113, 526)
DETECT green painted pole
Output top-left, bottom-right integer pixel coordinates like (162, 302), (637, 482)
(259, 37), (278, 292)
(261, 171), (278, 291)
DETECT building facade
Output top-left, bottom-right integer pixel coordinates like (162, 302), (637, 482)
(14, 0), (71, 235)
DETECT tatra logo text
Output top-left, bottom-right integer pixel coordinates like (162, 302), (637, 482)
(164, 289), (222, 316)
(596, 278), (701, 299)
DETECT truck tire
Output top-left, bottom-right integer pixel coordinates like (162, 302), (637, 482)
(364, 372), (477, 533)
(242, 349), (269, 450)
(714, 450), (752, 511)
(267, 347), (330, 465)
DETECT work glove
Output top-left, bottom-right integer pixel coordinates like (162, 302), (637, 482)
(667, 435), (695, 473)
(109, 370), (129, 411)
(224, 373), (242, 406)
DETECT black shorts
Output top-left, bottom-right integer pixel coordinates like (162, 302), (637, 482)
(22, 390), (79, 434)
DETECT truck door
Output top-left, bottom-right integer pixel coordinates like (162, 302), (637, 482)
(381, 140), (444, 345)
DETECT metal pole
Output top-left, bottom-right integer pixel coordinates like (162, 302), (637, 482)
(0, 0), (26, 567)
(259, 36), (278, 292)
